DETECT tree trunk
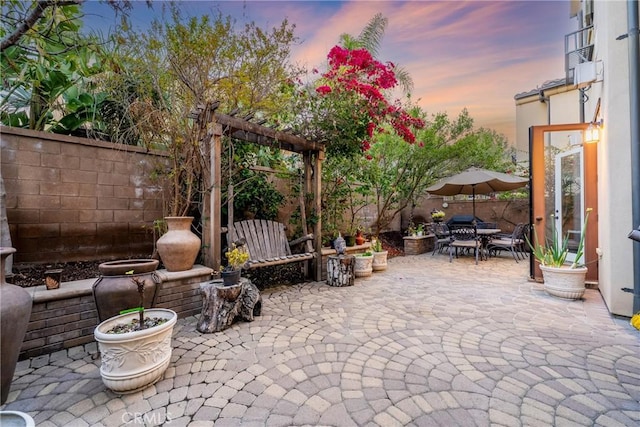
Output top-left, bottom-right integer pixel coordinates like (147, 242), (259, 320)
(326, 255), (355, 287)
(197, 278), (261, 333)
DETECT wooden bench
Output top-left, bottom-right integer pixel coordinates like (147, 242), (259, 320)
(229, 220), (315, 273)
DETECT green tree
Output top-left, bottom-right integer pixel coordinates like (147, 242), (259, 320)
(103, 5), (301, 216)
(0, 0), (142, 132)
(340, 108), (511, 234)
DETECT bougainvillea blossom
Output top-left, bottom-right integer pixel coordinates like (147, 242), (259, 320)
(317, 45), (424, 152)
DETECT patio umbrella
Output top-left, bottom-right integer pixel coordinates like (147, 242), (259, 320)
(426, 167), (528, 219)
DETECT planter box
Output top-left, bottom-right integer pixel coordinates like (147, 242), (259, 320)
(403, 234), (435, 255)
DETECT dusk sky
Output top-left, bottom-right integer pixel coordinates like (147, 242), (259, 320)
(83, 0), (577, 143)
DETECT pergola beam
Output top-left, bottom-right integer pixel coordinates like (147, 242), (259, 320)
(200, 104), (325, 281)
(213, 112), (323, 153)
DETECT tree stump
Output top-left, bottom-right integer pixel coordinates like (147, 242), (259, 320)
(197, 277), (262, 333)
(326, 255), (355, 287)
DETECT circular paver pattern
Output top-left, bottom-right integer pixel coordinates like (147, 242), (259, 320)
(2, 254), (639, 426)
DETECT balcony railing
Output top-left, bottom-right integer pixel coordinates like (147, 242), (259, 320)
(565, 25), (594, 84)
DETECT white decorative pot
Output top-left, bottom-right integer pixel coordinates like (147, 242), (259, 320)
(354, 254), (374, 277)
(94, 308), (177, 394)
(540, 265), (587, 299)
(372, 250), (388, 272)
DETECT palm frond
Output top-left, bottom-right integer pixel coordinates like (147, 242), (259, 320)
(357, 13), (387, 57)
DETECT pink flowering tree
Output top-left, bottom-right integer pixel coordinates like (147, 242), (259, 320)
(311, 45), (424, 157)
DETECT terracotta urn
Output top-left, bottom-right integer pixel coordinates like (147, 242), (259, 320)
(156, 216), (201, 271)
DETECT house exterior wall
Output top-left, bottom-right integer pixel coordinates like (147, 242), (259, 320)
(515, 86), (581, 163)
(514, 97), (547, 162)
(1, 127), (165, 264)
(514, 0), (636, 316)
(588, 1), (634, 316)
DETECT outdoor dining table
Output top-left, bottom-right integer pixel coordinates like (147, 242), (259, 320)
(475, 228), (501, 260)
(448, 227), (501, 261)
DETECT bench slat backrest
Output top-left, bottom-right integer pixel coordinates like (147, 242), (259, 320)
(232, 220), (291, 260)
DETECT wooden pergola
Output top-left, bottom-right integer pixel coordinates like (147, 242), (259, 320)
(195, 102), (325, 281)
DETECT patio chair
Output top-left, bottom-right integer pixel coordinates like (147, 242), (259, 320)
(449, 226), (481, 265)
(487, 223), (526, 262)
(431, 222), (451, 256)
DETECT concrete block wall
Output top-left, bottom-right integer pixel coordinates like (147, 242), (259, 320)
(1, 127), (166, 263)
(20, 266), (213, 360)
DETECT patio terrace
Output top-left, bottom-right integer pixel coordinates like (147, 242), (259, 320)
(2, 253), (639, 426)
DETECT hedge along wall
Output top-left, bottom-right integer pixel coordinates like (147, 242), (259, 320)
(1, 127), (166, 264)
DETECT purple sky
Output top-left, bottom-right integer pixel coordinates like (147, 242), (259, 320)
(83, 0), (577, 143)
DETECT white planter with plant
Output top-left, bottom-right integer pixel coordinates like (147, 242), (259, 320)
(94, 276), (177, 394)
(527, 209), (591, 300)
(354, 251), (374, 277)
(371, 239), (388, 272)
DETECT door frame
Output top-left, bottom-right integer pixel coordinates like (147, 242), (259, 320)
(529, 124), (599, 283)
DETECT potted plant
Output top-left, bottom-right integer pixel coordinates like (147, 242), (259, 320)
(94, 274), (177, 394)
(371, 238), (388, 272)
(222, 241), (250, 286)
(431, 210), (445, 223)
(526, 209), (591, 299)
(354, 250), (374, 277)
(407, 223), (416, 237)
(355, 229), (366, 246)
(344, 231), (357, 247)
(415, 223), (425, 237)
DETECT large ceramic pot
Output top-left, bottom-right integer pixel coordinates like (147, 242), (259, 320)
(94, 308), (177, 394)
(92, 259), (160, 322)
(540, 265), (587, 299)
(354, 253), (374, 278)
(372, 250), (389, 272)
(0, 247), (33, 404)
(156, 216), (201, 272)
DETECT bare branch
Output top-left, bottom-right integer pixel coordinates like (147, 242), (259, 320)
(1, 0), (82, 51)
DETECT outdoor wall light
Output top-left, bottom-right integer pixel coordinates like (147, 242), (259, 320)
(584, 119), (603, 143)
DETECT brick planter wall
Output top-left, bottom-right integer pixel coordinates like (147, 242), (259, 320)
(403, 234), (435, 255)
(20, 266), (213, 360)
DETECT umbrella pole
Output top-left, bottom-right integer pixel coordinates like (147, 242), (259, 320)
(472, 185), (476, 223)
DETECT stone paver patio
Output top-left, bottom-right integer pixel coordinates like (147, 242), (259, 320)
(2, 253), (639, 426)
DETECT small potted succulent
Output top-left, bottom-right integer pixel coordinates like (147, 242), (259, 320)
(354, 250), (374, 278)
(222, 241), (250, 286)
(371, 238), (388, 272)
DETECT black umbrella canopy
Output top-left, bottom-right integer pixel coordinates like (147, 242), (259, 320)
(426, 168), (528, 219)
